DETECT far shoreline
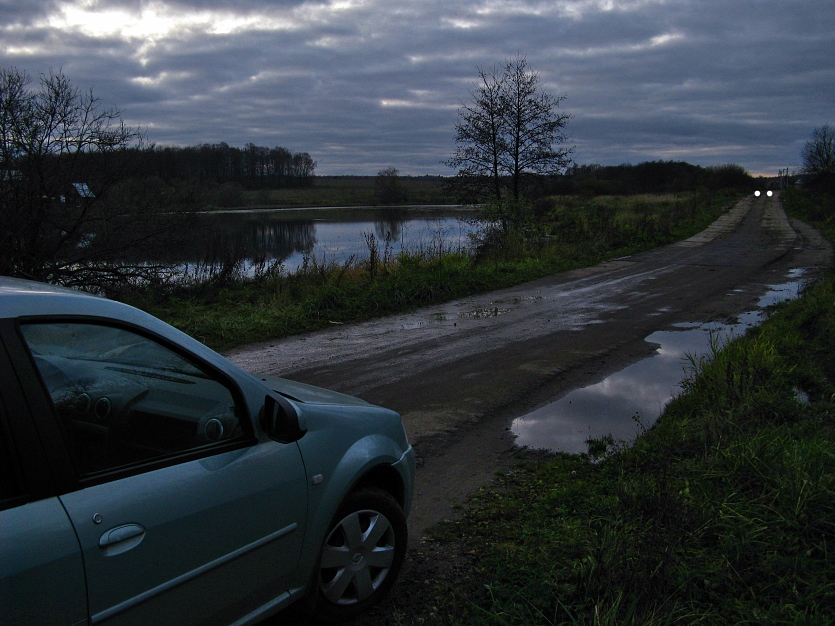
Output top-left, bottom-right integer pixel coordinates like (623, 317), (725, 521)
(203, 203), (476, 214)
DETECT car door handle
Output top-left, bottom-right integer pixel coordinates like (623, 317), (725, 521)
(99, 524), (146, 556)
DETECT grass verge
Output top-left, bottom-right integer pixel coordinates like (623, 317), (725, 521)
(125, 191), (735, 351)
(383, 190), (835, 625)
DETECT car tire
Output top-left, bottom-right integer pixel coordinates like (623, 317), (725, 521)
(309, 487), (407, 623)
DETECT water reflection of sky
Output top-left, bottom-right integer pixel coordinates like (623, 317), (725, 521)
(512, 271), (807, 454)
(281, 217), (476, 273)
(187, 209), (478, 274)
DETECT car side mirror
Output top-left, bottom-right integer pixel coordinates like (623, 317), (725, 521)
(260, 394), (307, 444)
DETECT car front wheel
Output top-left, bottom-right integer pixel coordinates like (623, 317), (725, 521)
(311, 487), (407, 622)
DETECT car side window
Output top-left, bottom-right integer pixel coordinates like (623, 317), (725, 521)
(19, 322), (245, 476)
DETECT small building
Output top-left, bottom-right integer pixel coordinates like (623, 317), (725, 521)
(60, 182), (96, 205)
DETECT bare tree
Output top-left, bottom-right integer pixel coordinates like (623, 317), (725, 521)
(501, 56), (573, 199)
(447, 65), (506, 202)
(0, 68), (192, 291)
(801, 124), (835, 192)
(447, 56), (573, 202)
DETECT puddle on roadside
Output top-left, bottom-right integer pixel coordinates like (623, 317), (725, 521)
(512, 269), (808, 454)
(459, 307), (510, 319)
(400, 305), (510, 330)
(757, 268), (804, 306)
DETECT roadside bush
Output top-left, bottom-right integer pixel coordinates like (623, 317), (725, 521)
(705, 163), (753, 192)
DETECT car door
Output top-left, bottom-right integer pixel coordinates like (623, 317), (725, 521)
(0, 335), (87, 626)
(13, 320), (308, 626)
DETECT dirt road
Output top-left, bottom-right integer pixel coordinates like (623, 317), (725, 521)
(226, 193), (831, 540)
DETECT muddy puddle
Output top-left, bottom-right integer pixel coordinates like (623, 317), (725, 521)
(511, 269), (807, 454)
(398, 306), (509, 329)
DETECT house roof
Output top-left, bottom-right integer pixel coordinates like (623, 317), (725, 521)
(72, 182), (95, 198)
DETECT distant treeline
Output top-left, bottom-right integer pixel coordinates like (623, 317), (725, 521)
(448, 161), (755, 203)
(548, 161), (753, 196)
(131, 143), (317, 189)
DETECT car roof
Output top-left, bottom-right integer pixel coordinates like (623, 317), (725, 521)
(0, 276), (125, 319)
(0, 276), (190, 345)
(0, 276), (96, 296)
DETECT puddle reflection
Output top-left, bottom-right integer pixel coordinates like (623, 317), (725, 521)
(512, 270), (808, 454)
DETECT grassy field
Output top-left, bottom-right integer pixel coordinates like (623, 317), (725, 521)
(384, 189), (835, 625)
(128, 191), (736, 351)
(238, 175), (452, 207)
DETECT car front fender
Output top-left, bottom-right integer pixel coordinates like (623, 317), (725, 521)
(292, 430), (413, 591)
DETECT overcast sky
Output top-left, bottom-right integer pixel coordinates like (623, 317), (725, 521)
(2, 0), (832, 175)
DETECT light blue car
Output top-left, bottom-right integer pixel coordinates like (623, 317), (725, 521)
(0, 277), (415, 625)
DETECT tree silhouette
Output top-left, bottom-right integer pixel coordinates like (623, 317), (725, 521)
(447, 55), (573, 202)
(801, 124), (835, 192)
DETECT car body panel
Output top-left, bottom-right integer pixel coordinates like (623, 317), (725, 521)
(259, 374), (371, 407)
(0, 497), (88, 626)
(0, 276), (414, 625)
(289, 403), (416, 584)
(59, 441), (307, 625)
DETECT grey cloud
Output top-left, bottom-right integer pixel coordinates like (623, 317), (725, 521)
(1, 0), (832, 175)
(84, 0), (322, 10)
(0, 0), (59, 25)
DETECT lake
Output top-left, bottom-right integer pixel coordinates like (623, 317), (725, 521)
(170, 206), (479, 275)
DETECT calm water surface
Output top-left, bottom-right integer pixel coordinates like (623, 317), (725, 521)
(174, 206), (478, 273)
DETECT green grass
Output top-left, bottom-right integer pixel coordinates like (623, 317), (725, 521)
(782, 187), (835, 242)
(391, 189), (835, 625)
(236, 175), (452, 207)
(125, 191), (734, 351)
